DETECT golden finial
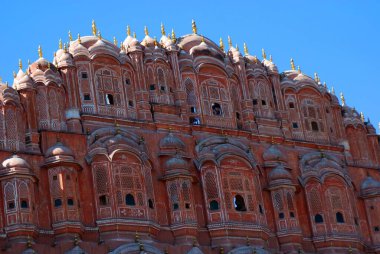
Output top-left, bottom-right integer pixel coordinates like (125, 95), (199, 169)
(47, 62), (51, 69)
(19, 59), (22, 70)
(360, 112), (365, 122)
(113, 36), (117, 46)
(219, 37), (224, 52)
(290, 58), (295, 70)
(236, 44), (239, 51)
(63, 43), (67, 53)
(92, 20), (97, 36)
(77, 33), (81, 44)
(59, 39), (62, 50)
(314, 72), (318, 82)
(38, 45), (43, 58)
(13, 71), (16, 78)
(127, 25), (131, 36)
(340, 92), (346, 106)
(171, 29), (176, 43)
(133, 32), (136, 38)
(192, 19), (197, 34)
(144, 26), (149, 36)
(161, 23), (165, 36)
(243, 43), (248, 55)
(253, 55), (258, 64)
(201, 35), (205, 43)
(68, 30), (72, 41)
(269, 55), (273, 62)
(98, 31), (102, 40)
(262, 48), (266, 59)
(154, 37), (158, 47)
(227, 36), (232, 48)
(297, 65), (301, 73)
(331, 86), (335, 95)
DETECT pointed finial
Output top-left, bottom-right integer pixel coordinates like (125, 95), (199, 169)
(5, 81), (8, 87)
(323, 82), (327, 89)
(38, 45), (43, 58)
(133, 31), (136, 38)
(219, 37), (224, 52)
(113, 36), (117, 46)
(236, 44), (239, 51)
(68, 30), (73, 41)
(13, 71), (16, 78)
(360, 112), (365, 122)
(290, 58), (295, 70)
(171, 29), (176, 43)
(243, 43), (248, 55)
(227, 36), (232, 48)
(28, 59), (31, 66)
(126, 25), (131, 36)
(201, 35), (205, 43)
(297, 65), (301, 73)
(92, 20), (97, 36)
(269, 55), (273, 62)
(262, 48), (266, 59)
(98, 31), (102, 40)
(63, 43), (67, 53)
(330, 86), (335, 95)
(192, 19), (197, 34)
(144, 26), (149, 36)
(154, 37), (158, 47)
(59, 39), (63, 49)
(161, 23), (166, 36)
(340, 92), (346, 106)
(314, 72), (319, 82)
(77, 33), (81, 44)
(253, 55), (258, 64)
(19, 59), (22, 70)
(47, 61), (51, 69)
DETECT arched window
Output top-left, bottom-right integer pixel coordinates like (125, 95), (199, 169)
(126, 194), (136, 206)
(209, 200), (219, 211)
(315, 214), (324, 223)
(311, 121), (319, 131)
(212, 103), (222, 116)
(54, 199), (62, 207)
(148, 199), (154, 209)
(234, 195), (246, 212)
(336, 212), (345, 223)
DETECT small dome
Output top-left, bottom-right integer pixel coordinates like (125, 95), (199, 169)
(189, 41), (224, 61)
(164, 156), (188, 171)
(13, 69), (33, 90)
(141, 35), (155, 47)
(263, 144), (286, 162)
(2, 155), (31, 169)
(262, 59), (278, 73)
(268, 164), (292, 183)
(159, 132), (185, 151)
(45, 142), (74, 158)
(361, 176), (380, 194)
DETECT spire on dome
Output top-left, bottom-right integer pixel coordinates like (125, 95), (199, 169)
(19, 59), (22, 70)
(38, 45), (43, 58)
(331, 86), (335, 95)
(236, 44), (239, 51)
(243, 43), (248, 55)
(161, 23), (165, 36)
(201, 35), (205, 43)
(133, 31), (136, 38)
(97, 31), (102, 40)
(68, 30), (72, 41)
(192, 19), (197, 34)
(340, 92), (346, 106)
(219, 37), (224, 52)
(227, 36), (232, 48)
(314, 72), (320, 83)
(13, 71), (16, 78)
(144, 26), (149, 36)
(113, 36), (117, 46)
(360, 112), (365, 122)
(92, 20), (97, 36)
(269, 55), (272, 62)
(171, 28), (176, 43)
(290, 58), (295, 70)
(297, 65), (301, 73)
(77, 33), (81, 44)
(126, 25), (131, 36)
(262, 48), (266, 59)
(59, 39), (62, 49)
(323, 82), (327, 89)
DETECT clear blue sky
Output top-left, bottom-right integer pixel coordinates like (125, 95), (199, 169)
(1, 1), (379, 131)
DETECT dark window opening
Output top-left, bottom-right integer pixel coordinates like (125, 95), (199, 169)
(289, 102), (295, 108)
(54, 199), (62, 207)
(330, 128), (333, 133)
(8, 202), (15, 210)
(354, 217), (359, 226)
(185, 203), (191, 209)
(84, 94), (91, 101)
(173, 203), (179, 210)
(236, 112), (241, 120)
(125, 78), (131, 85)
(105, 94), (114, 105)
(234, 195), (246, 212)
(150, 84), (156, 90)
(81, 72), (88, 79)
(375, 226), (380, 232)
(128, 100), (134, 107)
(326, 108), (330, 113)
(160, 86), (166, 91)
(125, 194), (136, 206)
(190, 117), (200, 125)
(315, 214), (324, 223)
(67, 198), (74, 206)
(212, 103), (222, 116)
(148, 199), (154, 209)
(259, 204), (264, 214)
(209, 200), (219, 211)
(169, 87), (174, 93)
(190, 107), (197, 113)
(311, 121), (319, 131)
(290, 212), (295, 218)
(66, 175), (71, 180)
(279, 212), (285, 219)
(336, 212), (345, 223)
(370, 206), (375, 210)
(99, 195), (109, 206)
(21, 200), (28, 209)
(53, 175), (58, 180)
(292, 122), (299, 128)
(252, 99), (258, 105)
(261, 100), (267, 106)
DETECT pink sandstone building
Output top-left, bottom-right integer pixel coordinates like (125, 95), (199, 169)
(0, 20), (379, 253)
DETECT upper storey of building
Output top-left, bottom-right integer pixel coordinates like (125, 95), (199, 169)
(0, 20), (377, 156)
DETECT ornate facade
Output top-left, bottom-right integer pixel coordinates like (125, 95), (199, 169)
(0, 21), (379, 253)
